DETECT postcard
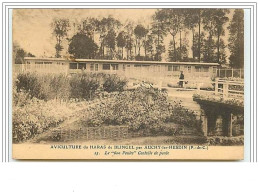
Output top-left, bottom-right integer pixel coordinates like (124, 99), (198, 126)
(12, 8), (244, 160)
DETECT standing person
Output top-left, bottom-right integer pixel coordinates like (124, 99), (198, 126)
(179, 71), (184, 88)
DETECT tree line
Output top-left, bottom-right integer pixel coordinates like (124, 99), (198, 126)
(51, 8), (244, 68)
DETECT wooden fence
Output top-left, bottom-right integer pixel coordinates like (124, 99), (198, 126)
(197, 78), (244, 100)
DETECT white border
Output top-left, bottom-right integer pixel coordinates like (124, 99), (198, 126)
(0, 1), (257, 162)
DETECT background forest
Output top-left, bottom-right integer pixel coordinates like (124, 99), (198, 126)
(14, 9), (244, 68)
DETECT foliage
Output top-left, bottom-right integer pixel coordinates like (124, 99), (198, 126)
(51, 18), (70, 58)
(116, 31), (127, 59)
(86, 86), (171, 131)
(13, 43), (35, 64)
(104, 29), (117, 59)
(68, 33), (98, 59)
(134, 25), (148, 56)
(69, 73), (100, 100)
(15, 72), (71, 101)
(15, 72), (128, 101)
(151, 10), (167, 61)
(166, 101), (202, 130)
(102, 74), (128, 93)
(207, 136), (244, 146)
(13, 98), (74, 143)
(97, 16), (121, 59)
(228, 9), (244, 68)
(193, 94), (244, 107)
(86, 86), (201, 132)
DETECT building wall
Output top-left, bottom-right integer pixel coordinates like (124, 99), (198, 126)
(21, 59), (217, 81)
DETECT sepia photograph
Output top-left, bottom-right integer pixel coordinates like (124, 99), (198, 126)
(12, 8), (244, 160)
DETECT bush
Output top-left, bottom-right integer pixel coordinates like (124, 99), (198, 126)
(86, 86), (171, 131)
(85, 86), (201, 133)
(102, 74), (127, 92)
(15, 72), (128, 101)
(15, 72), (71, 101)
(69, 73), (100, 100)
(16, 72), (43, 99)
(167, 101), (202, 130)
(12, 98), (74, 143)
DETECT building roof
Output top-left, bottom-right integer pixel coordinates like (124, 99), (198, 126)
(24, 57), (67, 61)
(24, 57), (220, 66)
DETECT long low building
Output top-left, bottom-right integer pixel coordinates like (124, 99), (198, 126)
(21, 57), (219, 80)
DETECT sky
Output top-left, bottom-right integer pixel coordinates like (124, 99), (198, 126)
(13, 9), (235, 61)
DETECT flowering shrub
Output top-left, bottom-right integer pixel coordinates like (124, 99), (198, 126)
(69, 73), (100, 100)
(167, 101), (202, 130)
(85, 86), (201, 132)
(15, 72), (71, 101)
(15, 72), (128, 101)
(13, 98), (74, 143)
(85, 86), (170, 131)
(102, 74), (127, 92)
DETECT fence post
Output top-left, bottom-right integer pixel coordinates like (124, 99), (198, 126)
(223, 81), (229, 99)
(215, 78), (219, 95)
(232, 68), (234, 78)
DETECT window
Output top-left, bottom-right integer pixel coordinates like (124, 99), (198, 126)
(35, 61), (43, 64)
(187, 66), (191, 73)
(173, 66), (180, 71)
(127, 65), (130, 67)
(69, 63), (77, 69)
(78, 63), (86, 70)
(168, 65), (172, 71)
(26, 61), (30, 64)
(103, 64), (110, 70)
(203, 67), (209, 72)
(95, 64), (98, 71)
(134, 65), (141, 67)
(44, 62), (52, 64)
(195, 66), (201, 72)
(111, 64), (119, 70)
(90, 64), (94, 71)
(123, 65), (126, 71)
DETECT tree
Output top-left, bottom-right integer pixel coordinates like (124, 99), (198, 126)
(97, 16), (121, 58)
(202, 36), (217, 63)
(169, 37), (189, 62)
(228, 9), (244, 68)
(202, 9), (217, 63)
(212, 9), (230, 63)
(202, 9), (229, 64)
(15, 49), (26, 64)
(192, 32), (205, 61)
(218, 39), (227, 65)
(134, 24), (148, 56)
(145, 34), (154, 60)
(116, 31), (127, 59)
(104, 29), (117, 59)
(155, 9), (188, 61)
(13, 42), (35, 64)
(51, 19), (70, 58)
(124, 21), (134, 60)
(151, 10), (167, 61)
(68, 33), (98, 59)
(184, 9), (201, 60)
(79, 17), (100, 40)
